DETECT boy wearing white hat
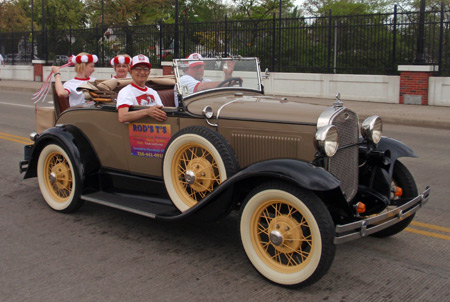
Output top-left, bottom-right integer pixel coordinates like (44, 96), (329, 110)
(116, 54), (166, 123)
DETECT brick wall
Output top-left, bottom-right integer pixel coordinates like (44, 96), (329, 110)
(398, 65), (438, 105)
(399, 71), (433, 105)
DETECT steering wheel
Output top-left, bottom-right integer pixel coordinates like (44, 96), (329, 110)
(217, 77), (243, 88)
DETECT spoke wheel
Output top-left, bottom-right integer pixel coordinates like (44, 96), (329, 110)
(163, 126), (238, 212)
(37, 144), (83, 212)
(171, 143), (222, 208)
(240, 182), (335, 287)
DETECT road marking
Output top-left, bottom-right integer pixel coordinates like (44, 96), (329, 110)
(405, 227), (450, 241)
(0, 132), (31, 145)
(1, 132), (449, 243)
(0, 101), (36, 108)
(410, 221), (450, 233)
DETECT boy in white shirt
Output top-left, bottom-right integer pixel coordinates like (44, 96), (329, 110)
(116, 54), (166, 123)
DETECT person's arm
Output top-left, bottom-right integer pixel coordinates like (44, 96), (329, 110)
(118, 105), (167, 123)
(195, 61), (237, 92)
(51, 66), (69, 98)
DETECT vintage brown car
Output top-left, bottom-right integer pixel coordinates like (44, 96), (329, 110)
(20, 57), (430, 287)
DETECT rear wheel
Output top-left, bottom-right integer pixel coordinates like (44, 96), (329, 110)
(37, 143), (83, 213)
(371, 160), (418, 238)
(240, 182), (336, 287)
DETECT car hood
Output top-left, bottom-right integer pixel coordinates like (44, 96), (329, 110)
(185, 93), (328, 125)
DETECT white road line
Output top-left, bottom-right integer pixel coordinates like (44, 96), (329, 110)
(0, 101), (38, 108)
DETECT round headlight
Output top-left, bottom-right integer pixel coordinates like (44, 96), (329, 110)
(315, 125), (339, 157)
(361, 116), (382, 144)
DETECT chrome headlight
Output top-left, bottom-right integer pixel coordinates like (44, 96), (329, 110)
(315, 125), (339, 157)
(361, 116), (382, 144)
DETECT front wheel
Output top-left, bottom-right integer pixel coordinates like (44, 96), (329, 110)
(163, 126), (238, 212)
(371, 160), (418, 238)
(37, 143), (83, 213)
(240, 182), (336, 287)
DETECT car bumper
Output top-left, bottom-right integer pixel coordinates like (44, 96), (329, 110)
(19, 144), (33, 174)
(334, 186), (431, 244)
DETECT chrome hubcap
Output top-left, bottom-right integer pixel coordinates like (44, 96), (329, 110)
(185, 170), (196, 185)
(49, 172), (57, 184)
(269, 230), (283, 246)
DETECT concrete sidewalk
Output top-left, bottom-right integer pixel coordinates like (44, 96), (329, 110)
(1, 79), (449, 129)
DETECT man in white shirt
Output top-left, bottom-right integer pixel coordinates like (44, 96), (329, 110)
(116, 54), (166, 123)
(179, 53), (236, 95)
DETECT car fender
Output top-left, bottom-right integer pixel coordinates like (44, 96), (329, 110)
(375, 137), (417, 175)
(23, 125), (101, 191)
(157, 159), (340, 221)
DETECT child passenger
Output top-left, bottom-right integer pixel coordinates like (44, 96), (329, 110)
(110, 54), (131, 79)
(51, 52), (97, 107)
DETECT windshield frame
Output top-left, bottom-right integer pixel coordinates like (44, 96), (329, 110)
(173, 57), (263, 100)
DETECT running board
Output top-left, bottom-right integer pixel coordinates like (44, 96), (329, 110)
(81, 191), (180, 219)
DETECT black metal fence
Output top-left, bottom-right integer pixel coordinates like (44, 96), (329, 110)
(1, 6), (449, 76)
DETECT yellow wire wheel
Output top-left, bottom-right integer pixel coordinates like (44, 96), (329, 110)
(163, 126), (238, 212)
(37, 144), (81, 212)
(171, 142), (222, 208)
(240, 183), (335, 287)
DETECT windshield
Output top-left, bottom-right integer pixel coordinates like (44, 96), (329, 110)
(173, 57), (262, 99)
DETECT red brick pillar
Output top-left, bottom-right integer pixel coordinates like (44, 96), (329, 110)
(32, 59), (46, 82)
(161, 61), (174, 76)
(398, 65), (438, 105)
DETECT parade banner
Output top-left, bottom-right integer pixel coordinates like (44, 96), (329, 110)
(128, 123), (171, 158)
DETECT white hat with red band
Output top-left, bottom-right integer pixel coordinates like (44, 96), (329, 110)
(110, 55), (131, 66)
(186, 53), (205, 67)
(130, 54), (152, 69)
(71, 54), (98, 65)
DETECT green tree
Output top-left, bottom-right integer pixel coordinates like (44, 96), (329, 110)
(230, 0), (296, 20)
(84, 0), (172, 26)
(0, 0), (30, 32)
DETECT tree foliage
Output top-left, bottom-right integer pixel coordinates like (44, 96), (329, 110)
(0, 0), (30, 32)
(230, 0), (296, 20)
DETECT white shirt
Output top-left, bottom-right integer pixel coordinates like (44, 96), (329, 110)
(0, 54), (4, 64)
(63, 77), (96, 107)
(179, 74), (211, 95)
(116, 83), (163, 109)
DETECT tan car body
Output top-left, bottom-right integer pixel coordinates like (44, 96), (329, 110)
(56, 90), (320, 176)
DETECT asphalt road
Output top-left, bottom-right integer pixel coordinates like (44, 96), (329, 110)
(1, 90), (449, 302)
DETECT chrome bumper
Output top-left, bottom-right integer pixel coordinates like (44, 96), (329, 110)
(334, 186), (431, 244)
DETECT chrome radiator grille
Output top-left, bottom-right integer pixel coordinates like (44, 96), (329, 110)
(327, 108), (359, 201)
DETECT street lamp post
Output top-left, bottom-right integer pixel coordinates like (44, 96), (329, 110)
(101, 0), (104, 65)
(31, 0), (34, 60)
(415, 0), (426, 64)
(174, 0), (179, 58)
(41, 0), (46, 63)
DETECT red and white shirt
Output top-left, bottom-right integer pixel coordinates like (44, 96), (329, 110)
(179, 75), (211, 94)
(116, 83), (163, 110)
(63, 77), (96, 107)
